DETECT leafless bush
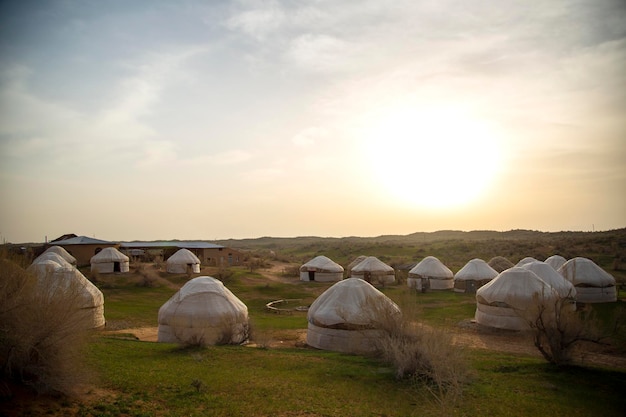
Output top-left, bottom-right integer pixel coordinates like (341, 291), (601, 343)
(281, 265), (301, 278)
(0, 259), (92, 396)
(134, 263), (158, 288)
(373, 294), (469, 414)
(245, 255), (269, 271)
(247, 322), (273, 349)
(213, 266), (234, 284)
(174, 318), (249, 348)
(520, 295), (605, 366)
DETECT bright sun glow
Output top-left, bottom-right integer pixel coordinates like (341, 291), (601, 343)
(362, 106), (502, 209)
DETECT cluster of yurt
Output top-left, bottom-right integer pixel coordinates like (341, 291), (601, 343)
(474, 255), (617, 331)
(90, 247), (129, 273)
(166, 248), (201, 274)
(158, 276), (249, 346)
(153, 249), (617, 352)
(300, 255), (344, 282)
(28, 246), (105, 329)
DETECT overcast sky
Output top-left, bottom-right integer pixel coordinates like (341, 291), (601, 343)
(1, 0), (625, 243)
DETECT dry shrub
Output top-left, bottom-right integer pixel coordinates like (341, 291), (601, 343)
(373, 294), (469, 413)
(213, 266), (234, 284)
(174, 318), (250, 348)
(134, 263), (158, 288)
(521, 295), (604, 366)
(0, 258), (92, 396)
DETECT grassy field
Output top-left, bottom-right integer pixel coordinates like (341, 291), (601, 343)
(3, 230), (626, 416)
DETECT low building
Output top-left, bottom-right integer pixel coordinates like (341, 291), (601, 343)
(120, 241), (244, 267)
(48, 235), (120, 267)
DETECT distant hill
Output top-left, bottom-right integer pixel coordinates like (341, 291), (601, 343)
(216, 228), (626, 250)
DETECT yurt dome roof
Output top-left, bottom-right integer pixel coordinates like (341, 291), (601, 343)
(167, 248), (201, 264)
(454, 258), (498, 281)
(476, 267), (557, 310)
(308, 278), (400, 329)
(351, 256), (394, 274)
(522, 260), (576, 298)
(300, 255), (344, 273)
(91, 247), (129, 263)
(558, 257), (615, 287)
(409, 256), (453, 278)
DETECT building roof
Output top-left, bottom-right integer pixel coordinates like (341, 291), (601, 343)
(121, 241), (224, 249)
(51, 236), (117, 245)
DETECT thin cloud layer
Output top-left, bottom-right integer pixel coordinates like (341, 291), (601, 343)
(0, 0), (624, 242)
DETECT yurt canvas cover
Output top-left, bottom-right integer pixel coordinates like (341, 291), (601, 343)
(346, 255), (367, 276)
(488, 256), (514, 273)
(545, 255), (567, 271)
(28, 260), (105, 329)
(36, 246), (77, 266)
(90, 247), (129, 273)
(350, 256), (395, 285)
(516, 257), (538, 267)
(166, 248), (201, 274)
(408, 256), (454, 291)
(300, 255), (344, 282)
(306, 278), (400, 354)
(32, 252), (73, 269)
(453, 258), (498, 293)
(522, 261), (576, 300)
(158, 276), (249, 346)
(475, 267), (558, 331)
(558, 257), (616, 303)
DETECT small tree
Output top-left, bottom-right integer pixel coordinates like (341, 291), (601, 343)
(522, 293), (604, 366)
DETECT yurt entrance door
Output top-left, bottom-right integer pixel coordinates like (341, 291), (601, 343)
(113, 262), (121, 272)
(308, 271), (315, 281)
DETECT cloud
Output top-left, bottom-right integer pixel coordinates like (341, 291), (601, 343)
(286, 33), (356, 74)
(291, 126), (329, 147)
(225, 0), (286, 40)
(241, 167), (283, 183)
(180, 149), (253, 167)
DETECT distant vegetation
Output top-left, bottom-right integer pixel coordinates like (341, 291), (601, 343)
(219, 228), (626, 282)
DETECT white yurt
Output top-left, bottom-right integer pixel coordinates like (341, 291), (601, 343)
(90, 247), (130, 273)
(166, 248), (201, 274)
(306, 278), (401, 354)
(522, 261), (576, 300)
(36, 245), (77, 266)
(453, 258), (498, 293)
(27, 259), (105, 329)
(516, 257), (538, 267)
(488, 256), (514, 273)
(475, 267), (558, 331)
(558, 257), (616, 303)
(346, 255), (367, 276)
(350, 256), (395, 285)
(300, 255), (344, 282)
(545, 255), (567, 271)
(31, 251), (74, 269)
(158, 276), (249, 346)
(408, 256), (454, 291)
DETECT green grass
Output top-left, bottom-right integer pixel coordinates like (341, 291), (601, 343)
(80, 337), (626, 417)
(101, 285), (174, 328)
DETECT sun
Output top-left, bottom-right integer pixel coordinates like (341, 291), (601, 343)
(361, 106), (502, 210)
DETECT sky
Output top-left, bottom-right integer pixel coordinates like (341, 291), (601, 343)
(1, 0), (625, 243)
